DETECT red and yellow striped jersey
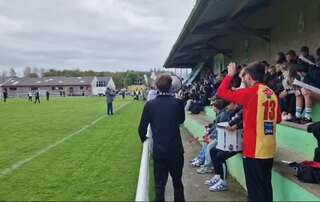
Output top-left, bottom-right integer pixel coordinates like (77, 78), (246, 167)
(217, 76), (281, 159)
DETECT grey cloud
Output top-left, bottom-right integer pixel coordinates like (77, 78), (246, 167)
(0, 0), (194, 73)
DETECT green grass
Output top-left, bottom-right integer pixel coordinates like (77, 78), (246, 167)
(0, 97), (144, 201)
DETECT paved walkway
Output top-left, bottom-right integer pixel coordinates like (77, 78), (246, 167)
(165, 127), (247, 201)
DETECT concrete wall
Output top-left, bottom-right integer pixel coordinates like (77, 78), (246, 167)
(216, 0), (320, 64)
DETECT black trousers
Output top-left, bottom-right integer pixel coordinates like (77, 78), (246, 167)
(280, 94), (295, 114)
(210, 148), (238, 180)
(107, 102), (113, 115)
(243, 157), (273, 202)
(34, 97), (40, 104)
(153, 154), (185, 202)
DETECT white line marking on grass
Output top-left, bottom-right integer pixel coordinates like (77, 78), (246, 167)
(0, 101), (132, 178)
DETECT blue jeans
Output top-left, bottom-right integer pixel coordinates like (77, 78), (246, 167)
(107, 102), (113, 115)
(204, 140), (217, 167)
(196, 144), (206, 164)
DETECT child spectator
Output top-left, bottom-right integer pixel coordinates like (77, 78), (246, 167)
(290, 52), (320, 124)
(276, 52), (287, 65)
(197, 100), (235, 174)
(205, 106), (243, 192)
(278, 64), (296, 121)
(190, 99), (231, 168)
(286, 50), (298, 65)
(264, 65), (283, 95)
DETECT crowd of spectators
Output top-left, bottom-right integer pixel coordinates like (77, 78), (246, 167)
(179, 46), (320, 192)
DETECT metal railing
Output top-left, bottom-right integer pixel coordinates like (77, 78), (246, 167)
(135, 126), (152, 202)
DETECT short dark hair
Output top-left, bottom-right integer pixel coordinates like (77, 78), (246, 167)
(212, 99), (229, 110)
(276, 52), (287, 64)
(261, 60), (270, 67)
(244, 61), (266, 83)
(316, 48), (320, 56)
(300, 46), (309, 53)
(286, 50), (297, 57)
(156, 75), (172, 93)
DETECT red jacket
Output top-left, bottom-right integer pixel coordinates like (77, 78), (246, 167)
(217, 76), (281, 159)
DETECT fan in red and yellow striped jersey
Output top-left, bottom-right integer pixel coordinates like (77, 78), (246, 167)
(217, 75), (281, 159)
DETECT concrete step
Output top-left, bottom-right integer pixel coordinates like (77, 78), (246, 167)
(184, 113), (320, 201)
(204, 107), (318, 159)
(164, 127), (247, 201)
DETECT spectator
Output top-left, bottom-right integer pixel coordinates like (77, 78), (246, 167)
(299, 46), (315, 63)
(217, 62), (281, 202)
(46, 91), (50, 101)
(191, 99), (231, 170)
(286, 50), (298, 65)
(264, 65), (283, 95)
(138, 75), (185, 202)
(2, 89), (8, 102)
(316, 48), (320, 66)
(278, 64), (296, 121)
(206, 106), (243, 192)
(276, 52), (287, 65)
(28, 91), (33, 102)
(290, 54), (320, 124)
(147, 86), (158, 101)
(105, 87), (116, 115)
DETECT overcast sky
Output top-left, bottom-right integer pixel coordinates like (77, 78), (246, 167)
(0, 0), (194, 74)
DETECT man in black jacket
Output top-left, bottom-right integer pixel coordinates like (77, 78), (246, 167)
(138, 75), (185, 202)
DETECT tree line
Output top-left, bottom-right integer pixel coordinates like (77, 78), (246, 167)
(0, 67), (152, 89)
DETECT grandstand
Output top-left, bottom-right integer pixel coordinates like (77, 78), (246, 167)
(163, 0), (320, 201)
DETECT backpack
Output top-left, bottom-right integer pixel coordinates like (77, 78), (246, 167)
(291, 161), (320, 183)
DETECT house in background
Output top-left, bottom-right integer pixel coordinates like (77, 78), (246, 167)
(92, 77), (116, 96)
(1, 76), (115, 97)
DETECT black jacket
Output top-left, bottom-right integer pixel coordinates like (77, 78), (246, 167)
(264, 73), (283, 95)
(138, 95), (185, 158)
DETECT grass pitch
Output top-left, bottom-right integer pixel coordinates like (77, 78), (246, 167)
(0, 97), (143, 201)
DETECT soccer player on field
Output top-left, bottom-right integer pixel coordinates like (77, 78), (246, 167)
(217, 62), (281, 202)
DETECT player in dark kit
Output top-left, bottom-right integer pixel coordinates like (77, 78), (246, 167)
(34, 91), (40, 104)
(3, 90), (8, 102)
(46, 91), (50, 101)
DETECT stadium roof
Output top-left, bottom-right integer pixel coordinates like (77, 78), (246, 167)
(164, 0), (271, 69)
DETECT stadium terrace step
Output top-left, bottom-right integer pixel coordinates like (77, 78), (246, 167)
(165, 127), (247, 201)
(281, 121), (310, 131)
(184, 112), (320, 201)
(204, 107), (318, 159)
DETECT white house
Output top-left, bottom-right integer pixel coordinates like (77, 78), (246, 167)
(91, 77), (116, 96)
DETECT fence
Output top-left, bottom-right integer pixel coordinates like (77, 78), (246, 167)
(135, 126), (152, 202)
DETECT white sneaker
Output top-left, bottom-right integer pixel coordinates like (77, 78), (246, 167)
(205, 175), (220, 186)
(189, 158), (198, 163)
(197, 166), (213, 174)
(208, 179), (228, 192)
(191, 159), (201, 167)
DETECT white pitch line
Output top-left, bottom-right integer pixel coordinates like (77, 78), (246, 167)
(0, 101), (132, 178)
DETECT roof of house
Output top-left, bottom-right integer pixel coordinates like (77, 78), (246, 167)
(96, 77), (111, 84)
(1, 76), (95, 87)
